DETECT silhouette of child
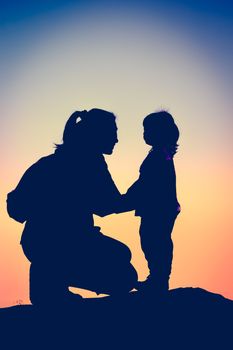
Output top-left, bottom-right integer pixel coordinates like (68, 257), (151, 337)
(124, 111), (180, 294)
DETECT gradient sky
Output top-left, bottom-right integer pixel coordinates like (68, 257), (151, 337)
(0, 0), (233, 306)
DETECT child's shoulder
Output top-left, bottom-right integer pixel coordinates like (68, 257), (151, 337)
(139, 149), (164, 173)
(143, 149), (166, 163)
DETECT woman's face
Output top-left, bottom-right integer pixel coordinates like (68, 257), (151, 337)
(89, 120), (118, 155)
(100, 121), (118, 155)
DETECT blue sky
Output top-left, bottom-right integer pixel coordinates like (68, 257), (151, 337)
(1, 0), (233, 23)
(1, 1), (232, 86)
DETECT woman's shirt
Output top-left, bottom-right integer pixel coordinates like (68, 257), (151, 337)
(7, 149), (122, 252)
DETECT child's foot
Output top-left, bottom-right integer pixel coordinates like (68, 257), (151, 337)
(136, 277), (169, 297)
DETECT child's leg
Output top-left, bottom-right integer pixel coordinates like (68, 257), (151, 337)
(139, 214), (177, 290)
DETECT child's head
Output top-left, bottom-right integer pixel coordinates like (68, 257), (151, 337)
(143, 111), (179, 154)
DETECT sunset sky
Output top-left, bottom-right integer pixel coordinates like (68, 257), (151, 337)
(0, 0), (233, 307)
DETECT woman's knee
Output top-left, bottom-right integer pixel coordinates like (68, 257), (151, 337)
(100, 235), (132, 261)
(112, 263), (138, 293)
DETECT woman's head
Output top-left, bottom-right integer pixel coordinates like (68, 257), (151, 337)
(59, 108), (118, 155)
(143, 111), (179, 155)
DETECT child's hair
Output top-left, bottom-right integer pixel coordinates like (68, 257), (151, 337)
(143, 111), (179, 156)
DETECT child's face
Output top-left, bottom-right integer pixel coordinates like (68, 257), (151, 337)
(143, 121), (167, 148)
(143, 126), (154, 146)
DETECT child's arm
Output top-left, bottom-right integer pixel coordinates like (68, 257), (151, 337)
(114, 178), (141, 213)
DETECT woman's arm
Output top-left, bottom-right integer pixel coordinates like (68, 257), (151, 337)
(93, 158), (138, 216)
(7, 159), (43, 223)
(7, 167), (34, 223)
(114, 179), (141, 214)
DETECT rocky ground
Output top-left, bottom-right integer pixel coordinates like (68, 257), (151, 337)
(0, 287), (232, 349)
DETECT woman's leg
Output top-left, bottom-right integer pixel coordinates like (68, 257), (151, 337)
(29, 259), (74, 306)
(21, 241), (71, 305)
(68, 232), (138, 295)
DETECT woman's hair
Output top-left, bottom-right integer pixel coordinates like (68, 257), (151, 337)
(56, 108), (116, 150)
(143, 111), (180, 156)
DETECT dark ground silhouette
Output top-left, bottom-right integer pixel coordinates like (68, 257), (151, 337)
(0, 288), (232, 349)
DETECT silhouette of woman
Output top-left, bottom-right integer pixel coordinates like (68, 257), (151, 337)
(7, 109), (137, 305)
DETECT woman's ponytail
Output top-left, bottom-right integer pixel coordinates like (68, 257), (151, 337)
(62, 110), (88, 144)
